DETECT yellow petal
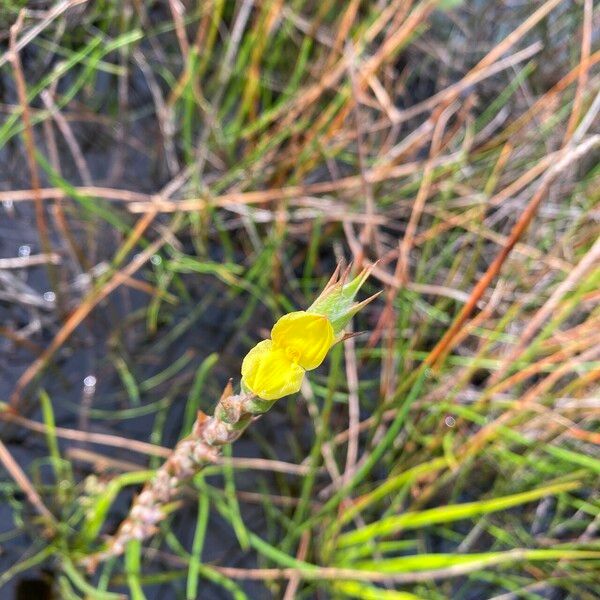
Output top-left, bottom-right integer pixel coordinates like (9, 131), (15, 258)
(271, 311), (334, 370)
(241, 340), (305, 401)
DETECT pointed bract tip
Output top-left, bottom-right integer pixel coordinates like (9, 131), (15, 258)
(220, 379), (234, 401)
(324, 262), (343, 291)
(356, 289), (382, 309)
(340, 262), (353, 286)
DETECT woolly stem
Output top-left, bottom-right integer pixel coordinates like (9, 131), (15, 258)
(81, 384), (268, 571)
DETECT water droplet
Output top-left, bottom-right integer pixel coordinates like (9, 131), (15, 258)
(84, 375), (97, 389)
(18, 245), (31, 257)
(43, 291), (56, 303)
(444, 415), (456, 428)
(150, 254), (162, 265)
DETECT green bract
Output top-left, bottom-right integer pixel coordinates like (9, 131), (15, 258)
(308, 266), (378, 335)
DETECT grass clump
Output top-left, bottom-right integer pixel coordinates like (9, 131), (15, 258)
(0, 1), (599, 598)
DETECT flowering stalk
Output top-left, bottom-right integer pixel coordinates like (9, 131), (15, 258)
(81, 265), (376, 571)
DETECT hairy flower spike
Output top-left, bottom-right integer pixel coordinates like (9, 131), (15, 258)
(82, 264), (376, 570)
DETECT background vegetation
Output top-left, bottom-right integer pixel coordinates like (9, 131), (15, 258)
(0, 0), (599, 598)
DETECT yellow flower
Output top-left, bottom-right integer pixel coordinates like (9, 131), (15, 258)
(271, 311), (333, 370)
(241, 340), (305, 401)
(241, 311), (334, 401)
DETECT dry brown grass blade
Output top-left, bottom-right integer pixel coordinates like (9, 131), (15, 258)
(0, 438), (56, 527)
(67, 447), (148, 473)
(0, 410), (313, 476)
(433, 282), (506, 371)
(397, 102), (459, 286)
(1, 158), (426, 209)
(168, 0), (190, 60)
(327, 0), (362, 67)
(1, 410), (171, 457)
(347, 43), (377, 253)
(563, 0), (593, 144)
(169, 547), (588, 585)
(41, 90), (93, 186)
(282, 531), (310, 600)
(8, 12), (58, 299)
(0, 253), (61, 269)
(1, 186), (154, 203)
